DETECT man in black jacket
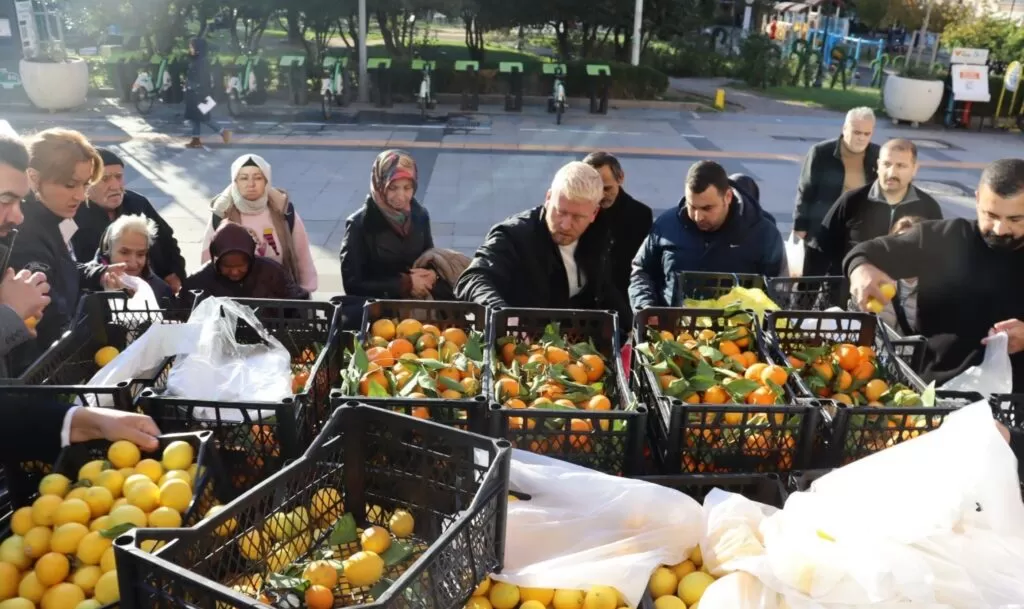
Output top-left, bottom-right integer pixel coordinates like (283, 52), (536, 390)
(793, 107), (880, 242)
(582, 152), (653, 308)
(845, 158), (1024, 391)
(805, 138), (943, 276)
(456, 161), (631, 326)
(72, 148), (187, 293)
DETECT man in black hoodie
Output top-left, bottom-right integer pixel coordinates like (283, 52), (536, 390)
(630, 160), (784, 311)
(72, 148), (187, 293)
(805, 138), (943, 276)
(582, 152), (653, 308)
(846, 158), (1024, 391)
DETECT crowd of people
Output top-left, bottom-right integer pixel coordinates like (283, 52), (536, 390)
(1, 102), (1023, 463)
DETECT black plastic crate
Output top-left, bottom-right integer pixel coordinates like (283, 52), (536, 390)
(139, 299), (339, 495)
(0, 292), (190, 410)
(632, 308), (814, 475)
(889, 336), (927, 374)
(674, 272), (768, 304)
(787, 468), (832, 492)
(487, 307), (646, 476)
(330, 300), (491, 432)
(114, 403), (511, 609)
(824, 390), (983, 466)
(763, 310), (926, 400)
(767, 276), (847, 312)
(991, 393), (1024, 428)
(639, 473), (789, 508)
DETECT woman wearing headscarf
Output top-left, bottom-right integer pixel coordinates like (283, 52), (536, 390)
(184, 37), (231, 149)
(340, 149), (454, 305)
(199, 154), (318, 292)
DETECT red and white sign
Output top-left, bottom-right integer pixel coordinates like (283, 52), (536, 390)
(951, 47), (989, 66)
(952, 64), (991, 102)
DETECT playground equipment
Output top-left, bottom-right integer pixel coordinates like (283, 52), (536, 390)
(827, 45), (858, 90)
(787, 39), (822, 87)
(823, 33), (884, 83)
(455, 60), (480, 111)
(993, 60), (1021, 129)
(543, 62), (568, 125)
(869, 53), (891, 88)
(500, 61), (524, 112)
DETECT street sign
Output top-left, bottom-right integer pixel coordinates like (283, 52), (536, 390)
(1005, 61), (1021, 93)
(952, 64), (991, 102)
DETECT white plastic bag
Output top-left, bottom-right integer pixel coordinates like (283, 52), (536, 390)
(942, 331), (1013, 397)
(494, 449), (704, 608)
(165, 297), (292, 411)
(785, 233), (805, 278)
(699, 572), (782, 609)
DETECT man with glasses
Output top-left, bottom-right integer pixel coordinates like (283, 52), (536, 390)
(456, 161), (631, 325)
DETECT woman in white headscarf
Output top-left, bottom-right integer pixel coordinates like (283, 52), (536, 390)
(200, 154), (318, 292)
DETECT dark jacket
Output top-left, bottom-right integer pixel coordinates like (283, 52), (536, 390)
(339, 196), (434, 300)
(843, 218), (1024, 391)
(184, 37), (212, 122)
(92, 251), (174, 305)
(589, 189), (653, 309)
(72, 190), (187, 281)
(455, 206), (631, 327)
(7, 195), (106, 375)
(182, 222), (309, 304)
(804, 182), (943, 276)
(0, 305), (32, 378)
(794, 137), (881, 236)
(629, 180), (785, 311)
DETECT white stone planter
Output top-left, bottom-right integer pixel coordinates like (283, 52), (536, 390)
(18, 57), (89, 111)
(883, 72), (944, 127)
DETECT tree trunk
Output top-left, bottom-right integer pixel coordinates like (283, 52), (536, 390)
(376, 10), (398, 56)
(286, 7), (303, 45)
(554, 21), (572, 58)
(229, 13), (241, 52)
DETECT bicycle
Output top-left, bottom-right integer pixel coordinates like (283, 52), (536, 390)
(412, 58), (436, 117)
(543, 63), (568, 125)
(226, 52), (263, 117)
(321, 56), (352, 120)
(132, 55), (172, 115)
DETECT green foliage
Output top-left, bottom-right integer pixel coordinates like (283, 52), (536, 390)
(943, 15), (1024, 64)
(735, 34), (785, 89)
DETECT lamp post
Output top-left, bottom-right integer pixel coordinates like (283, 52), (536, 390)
(630, 0), (642, 65)
(358, 0), (369, 103)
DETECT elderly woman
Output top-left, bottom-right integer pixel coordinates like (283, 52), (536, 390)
(9, 128), (126, 373)
(200, 154), (318, 292)
(340, 149), (465, 309)
(93, 214), (174, 303)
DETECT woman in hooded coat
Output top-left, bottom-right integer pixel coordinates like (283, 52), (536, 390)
(184, 37), (231, 148)
(199, 154), (318, 292)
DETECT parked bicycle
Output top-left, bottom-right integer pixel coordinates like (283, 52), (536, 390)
(321, 55), (352, 119)
(413, 58), (436, 117)
(226, 52), (263, 117)
(544, 63), (568, 125)
(132, 55), (173, 115)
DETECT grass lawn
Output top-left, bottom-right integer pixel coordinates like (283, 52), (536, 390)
(738, 83), (881, 112)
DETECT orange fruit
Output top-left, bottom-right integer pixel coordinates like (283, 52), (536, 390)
(554, 399), (577, 408)
(698, 329), (716, 342)
(857, 345), (875, 360)
(410, 407), (430, 420)
(359, 369), (390, 396)
(659, 330), (675, 341)
(531, 397), (553, 408)
(440, 389), (462, 399)
(834, 344), (861, 372)
(497, 377), (520, 399)
(810, 360), (834, 383)
(545, 346), (571, 364)
(366, 346), (395, 368)
(418, 348), (440, 361)
(388, 338), (416, 358)
(760, 365), (788, 387)
(787, 355), (805, 370)
(742, 351), (759, 367)
(305, 585), (334, 609)
(744, 362), (768, 382)
(676, 331), (695, 343)
(864, 379), (889, 402)
(442, 327), (468, 347)
(580, 354), (606, 382)
(718, 340), (740, 357)
(438, 367), (461, 383)
(395, 318), (423, 338)
(733, 325), (751, 348)
(371, 319), (397, 341)
(659, 375), (677, 390)
(835, 370), (852, 391)
(728, 353), (748, 369)
(506, 398), (527, 409)
(421, 324), (441, 337)
(500, 343), (517, 366)
(528, 353), (548, 367)
(568, 419), (593, 451)
(852, 359), (875, 381)
(587, 395), (612, 411)
(566, 363), (589, 384)
(832, 393), (853, 405)
(538, 382), (565, 400)
(703, 385), (729, 404)
(683, 393), (701, 404)
(746, 386), (777, 405)
(415, 333), (438, 351)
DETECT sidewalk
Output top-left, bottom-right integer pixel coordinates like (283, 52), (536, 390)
(669, 77), (843, 118)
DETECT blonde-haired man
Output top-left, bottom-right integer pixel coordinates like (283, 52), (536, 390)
(456, 161), (631, 325)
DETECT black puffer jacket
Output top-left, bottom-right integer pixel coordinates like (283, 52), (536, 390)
(588, 189), (653, 310)
(339, 196), (435, 300)
(456, 206), (631, 327)
(794, 137), (880, 237)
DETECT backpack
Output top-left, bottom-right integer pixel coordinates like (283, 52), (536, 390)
(212, 201), (295, 233)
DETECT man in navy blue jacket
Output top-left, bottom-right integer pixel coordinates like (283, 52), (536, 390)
(629, 160), (784, 311)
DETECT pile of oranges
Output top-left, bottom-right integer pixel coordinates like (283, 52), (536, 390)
(785, 342), (901, 406)
(340, 318), (485, 408)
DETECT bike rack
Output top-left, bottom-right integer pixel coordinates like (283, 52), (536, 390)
(279, 54), (307, 106)
(367, 57), (393, 108)
(586, 64), (611, 114)
(500, 61), (524, 112)
(542, 63), (567, 115)
(455, 60), (480, 111)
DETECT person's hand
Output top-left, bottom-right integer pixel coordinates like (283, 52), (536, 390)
(793, 231), (807, 241)
(69, 408), (161, 452)
(100, 263), (128, 291)
(411, 268), (437, 289)
(849, 263), (895, 311)
(983, 319), (1024, 354)
(164, 273), (182, 294)
(409, 269), (435, 295)
(0, 267), (50, 321)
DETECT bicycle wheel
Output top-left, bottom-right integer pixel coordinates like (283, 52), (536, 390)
(134, 89), (154, 115)
(227, 90), (242, 117)
(322, 91), (334, 120)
